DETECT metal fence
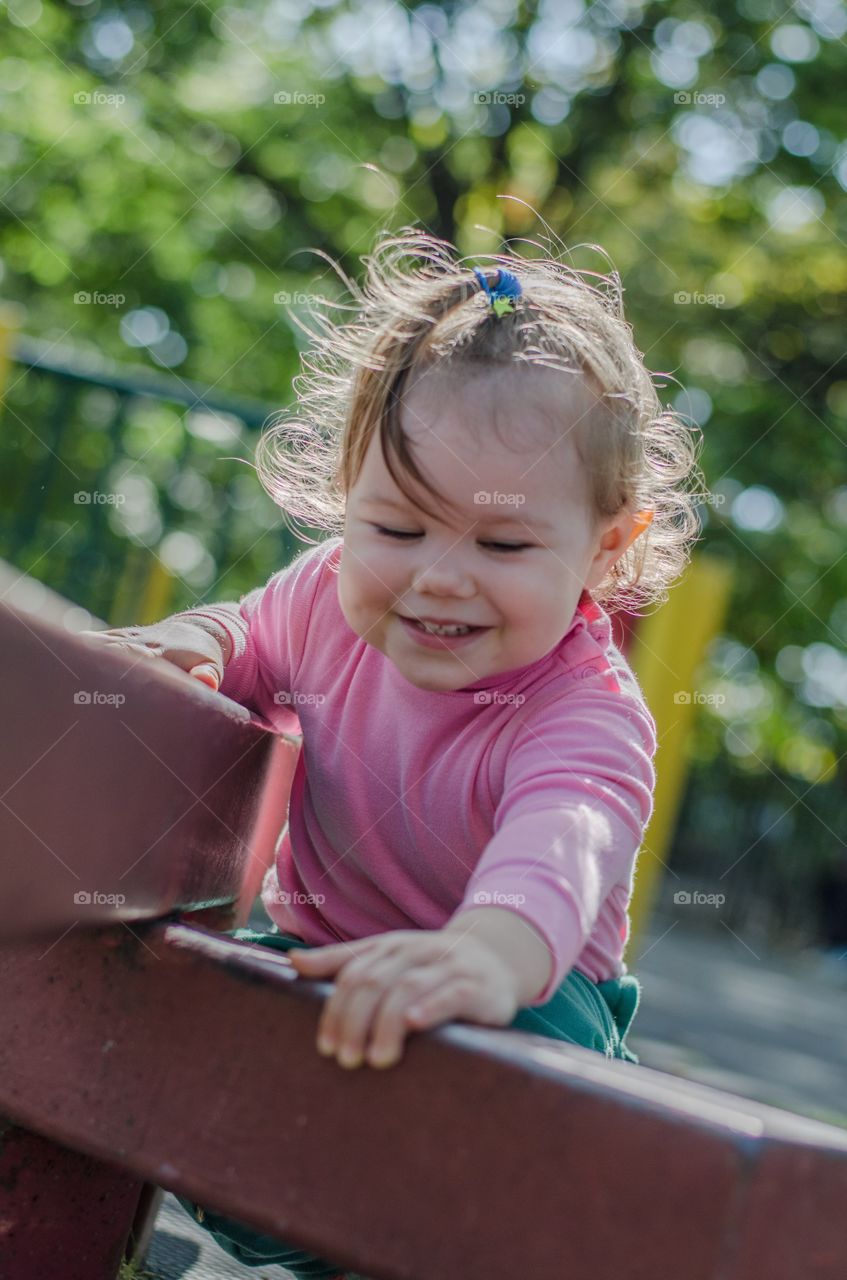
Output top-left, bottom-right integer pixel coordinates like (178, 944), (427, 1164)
(0, 335), (301, 625)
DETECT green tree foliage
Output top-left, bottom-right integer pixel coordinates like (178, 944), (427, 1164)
(2, 0), (846, 938)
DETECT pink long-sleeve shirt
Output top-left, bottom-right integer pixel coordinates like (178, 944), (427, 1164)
(185, 536), (657, 1006)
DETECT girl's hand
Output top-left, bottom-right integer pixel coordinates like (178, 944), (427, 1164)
(288, 928), (521, 1070)
(79, 618), (229, 689)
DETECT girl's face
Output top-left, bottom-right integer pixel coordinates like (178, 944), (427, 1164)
(338, 366), (637, 692)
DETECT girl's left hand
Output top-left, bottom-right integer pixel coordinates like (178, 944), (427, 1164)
(288, 928), (521, 1070)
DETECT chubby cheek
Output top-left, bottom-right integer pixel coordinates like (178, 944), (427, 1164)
(337, 560), (392, 643)
(506, 579), (576, 647)
(496, 575), (546, 623)
(549, 587), (584, 642)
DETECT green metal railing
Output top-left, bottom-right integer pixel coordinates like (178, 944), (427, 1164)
(1, 333), (300, 624)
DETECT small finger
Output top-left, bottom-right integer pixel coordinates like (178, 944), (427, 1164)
(189, 662), (220, 689)
(315, 949), (408, 1061)
(317, 978), (377, 1067)
(329, 982), (386, 1069)
(102, 644), (160, 666)
(404, 979), (468, 1028)
(367, 978), (440, 1068)
(101, 637), (159, 654)
(315, 972), (355, 1055)
(290, 939), (376, 971)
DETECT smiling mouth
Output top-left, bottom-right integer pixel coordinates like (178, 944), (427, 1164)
(401, 617), (487, 636)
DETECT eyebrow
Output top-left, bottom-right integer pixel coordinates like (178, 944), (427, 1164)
(359, 495), (557, 534)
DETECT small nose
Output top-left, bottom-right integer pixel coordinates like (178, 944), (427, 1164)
(411, 545), (476, 598)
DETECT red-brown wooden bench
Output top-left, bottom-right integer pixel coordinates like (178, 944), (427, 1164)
(2, 562), (846, 1280)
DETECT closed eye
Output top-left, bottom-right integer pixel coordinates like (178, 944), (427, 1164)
(373, 525), (418, 540)
(372, 525), (531, 553)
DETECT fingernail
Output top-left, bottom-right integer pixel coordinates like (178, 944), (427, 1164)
(368, 1047), (395, 1068)
(317, 1036), (335, 1055)
(338, 1045), (361, 1068)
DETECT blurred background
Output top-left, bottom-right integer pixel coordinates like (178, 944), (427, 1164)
(1, 0), (846, 1125)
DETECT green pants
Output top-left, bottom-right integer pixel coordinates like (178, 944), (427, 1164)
(175, 927), (642, 1278)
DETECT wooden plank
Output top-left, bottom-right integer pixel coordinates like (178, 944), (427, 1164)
(728, 1142), (847, 1280)
(0, 560), (299, 940)
(0, 1118), (146, 1280)
(2, 920), (845, 1280)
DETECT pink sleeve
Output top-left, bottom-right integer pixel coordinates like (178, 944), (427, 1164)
(174, 541), (335, 716)
(451, 677), (657, 1006)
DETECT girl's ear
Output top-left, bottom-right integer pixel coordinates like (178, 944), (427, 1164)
(598, 506), (653, 555)
(586, 507), (654, 589)
(620, 506), (654, 552)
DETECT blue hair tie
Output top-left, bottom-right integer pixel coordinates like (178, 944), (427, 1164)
(473, 266), (522, 317)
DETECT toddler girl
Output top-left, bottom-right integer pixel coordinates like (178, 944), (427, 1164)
(89, 227), (703, 1279)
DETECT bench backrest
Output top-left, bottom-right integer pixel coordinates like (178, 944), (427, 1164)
(2, 562), (845, 1280)
(0, 559), (299, 942)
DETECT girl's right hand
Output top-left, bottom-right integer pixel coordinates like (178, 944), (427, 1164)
(79, 618), (230, 690)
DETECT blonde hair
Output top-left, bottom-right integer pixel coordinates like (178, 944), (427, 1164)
(255, 226), (707, 613)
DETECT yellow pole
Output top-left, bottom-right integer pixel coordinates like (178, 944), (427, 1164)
(625, 554), (734, 955)
(137, 555), (176, 624)
(108, 548), (176, 626)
